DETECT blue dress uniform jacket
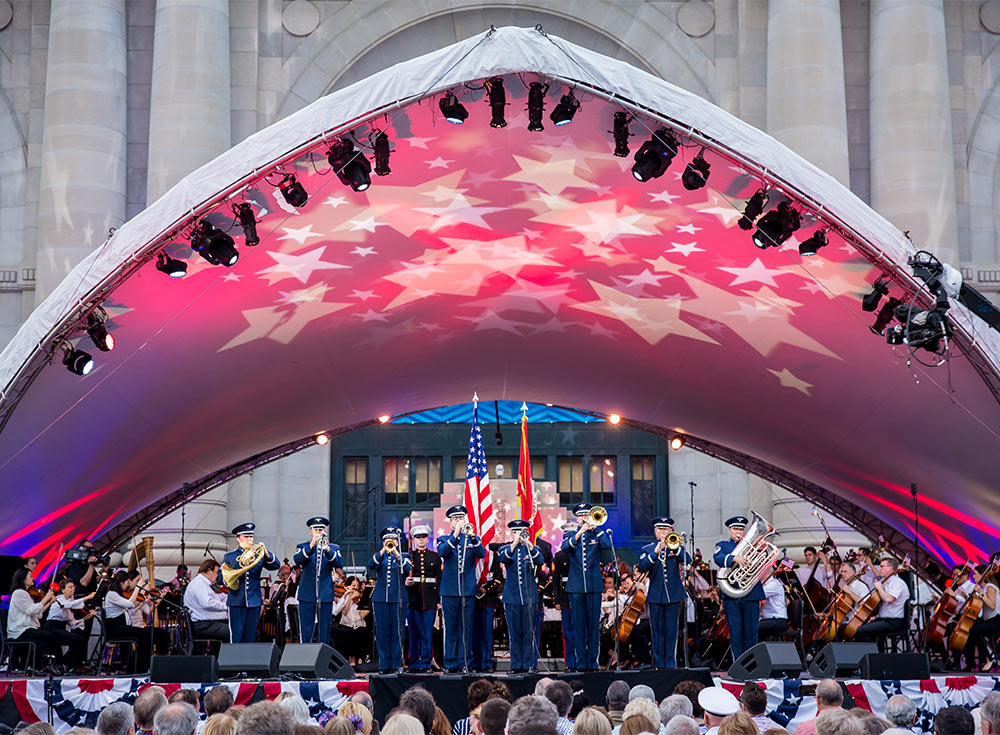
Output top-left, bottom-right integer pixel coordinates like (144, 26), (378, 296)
(560, 529), (611, 594)
(713, 539), (765, 601)
(367, 550), (413, 603)
(293, 542), (344, 603)
(637, 544), (691, 604)
(223, 548), (280, 607)
(498, 543), (543, 605)
(437, 532), (486, 597)
(714, 536), (764, 661)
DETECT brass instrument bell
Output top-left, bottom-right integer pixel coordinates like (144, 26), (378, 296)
(587, 506), (608, 526)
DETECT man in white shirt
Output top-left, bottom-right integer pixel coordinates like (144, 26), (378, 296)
(854, 557), (910, 641)
(758, 570), (788, 640)
(183, 560), (230, 642)
(795, 547), (831, 590)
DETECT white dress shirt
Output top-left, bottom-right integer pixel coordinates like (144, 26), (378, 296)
(796, 563), (829, 589)
(46, 594), (86, 624)
(983, 583), (1000, 620)
(8, 589), (44, 640)
(877, 575), (909, 618)
(104, 590), (136, 620)
(847, 579), (870, 603)
(184, 574), (229, 621)
(761, 577), (788, 619)
(955, 579), (976, 603)
(333, 595), (365, 629)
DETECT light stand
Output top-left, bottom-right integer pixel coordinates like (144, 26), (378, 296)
(912, 483), (922, 647)
(607, 529), (621, 671)
(684, 481), (697, 668)
(396, 543), (405, 674)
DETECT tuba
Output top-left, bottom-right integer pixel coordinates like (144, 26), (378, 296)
(587, 506), (608, 526)
(221, 543), (266, 592)
(717, 511), (781, 599)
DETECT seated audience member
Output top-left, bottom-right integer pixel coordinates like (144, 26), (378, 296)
(629, 687), (656, 704)
(569, 683), (590, 720)
(572, 708), (611, 735)
(168, 691), (200, 711)
(293, 727), (324, 735)
(236, 701), (296, 735)
(202, 716), (236, 735)
(325, 720), (354, 735)
(477, 700), (512, 735)
(337, 703), (373, 735)
(737, 684), (776, 733)
(153, 703), (198, 735)
(507, 697), (558, 735)
(658, 695), (692, 729)
(225, 707), (246, 722)
(606, 682), (631, 729)
(717, 714), (757, 735)
(279, 695), (315, 727)
(793, 680), (843, 735)
(19, 724), (56, 735)
(487, 683), (512, 704)
(382, 716), (424, 735)
(860, 719), (891, 735)
(432, 709), (450, 735)
(134, 687), (169, 735)
(545, 681), (576, 735)
(663, 717), (698, 735)
(982, 691), (1000, 735)
(618, 699), (662, 735)
(535, 679), (555, 697)
(204, 687), (235, 719)
(399, 688), (437, 735)
(697, 688), (740, 735)
(454, 680), (494, 735)
(933, 706), (974, 735)
(350, 692), (375, 713)
(97, 702), (135, 735)
(814, 709), (861, 735)
(883, 696), (917, 733)
(671, 682), (706, 722)
(619, 717), (656, 735)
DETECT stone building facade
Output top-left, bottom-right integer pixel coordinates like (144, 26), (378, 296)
(3, 0), (994, 564)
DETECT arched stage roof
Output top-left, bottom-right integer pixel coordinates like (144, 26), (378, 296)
(2, 27), (999, 577)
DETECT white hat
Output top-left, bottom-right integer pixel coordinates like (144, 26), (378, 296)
(697, 687), (740, 717)
(410, 525), (431, 537)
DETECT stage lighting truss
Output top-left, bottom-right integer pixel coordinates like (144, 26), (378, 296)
(526, 81), (548, 131)
(611, 111), (632, 157)
(190, 219), (239, 267)
(86, 308), (115, 352)
(439, 91), (468, 124)
(631, 128), (678, 182)
(235, 202), (259, 246)
(155, 252), (187, 278)
(752, 200), (800, 249)
(737, 188), (768, 231)
(327, 137), (372, 192)
(372, 131), (392, 176)
(862, 276), (890, 312)
(550, 89), (579, 126)
(279, 173), (308, 208)
(61, 340), (94, 377)
(798, 228), (829, 257)
(681, 148), (711, 191)
(486, 76), (507, 128)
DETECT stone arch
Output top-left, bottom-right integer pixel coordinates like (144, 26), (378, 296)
(276, 1), (716, 120)
(966, 67), (1000, 264)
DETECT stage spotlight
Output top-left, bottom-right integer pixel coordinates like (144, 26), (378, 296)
(63, 345), (94, 376)
(439, 91), (468, 124)
(235, 203), (259, 246)
(885, 302), (952, 352)
(314, 432), (330, 446)
(378, 414), (391, 424)
(373, 132), (392, 176)
(798, 228), (829, 257)
(752, 200), (800, 249)
(669, 435), (685, 450)
(737, 189), (768, 230)
(87, 312), (114, 352)
(612, 112), (631, 157)
(861, 276), (890, 312)
(870, 296), (902, 336)
(279, 174), (308, 208)
(155, 252), (187, 278)
(631, 128), (678, 182)
(681, 150), (711, 190)
(608, 413), (621, 425)
(527, 82), (547, 131)
(550, 90), (579, 126)
(486, 76), (507, 128)
(327, 138), (372, 192)
(190, 220), (239, 267)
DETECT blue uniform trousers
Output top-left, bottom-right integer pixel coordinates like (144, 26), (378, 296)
(560, 608), (577, 670)
(505, 603), (535, 671)
(723, 597), (759, 661)
(373, 602), (402, 670)
(648, 602), (680, 669)
(471, 607), (494, 671)
(228, 606), (260, 644)
(298, 601), (332, 644)
(569, 592), (601, 670)
(407, 608), (435, 671)
(442, 596), (475, 670)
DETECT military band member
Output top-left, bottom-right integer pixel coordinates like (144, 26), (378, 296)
(472, 551), (504, 672)
(368, 526), (411, 673)
(404, 525), (441, 672)
(499, 520), (544, 673)
(553, 523), (577, 671)
(294, 516), (344, 645)
(637, 516), (690, 669)
(437, 504), (486, 673)
(714, 516), (764, 661)
(561, 502), (611, 671)
(223, 522), (280, 643)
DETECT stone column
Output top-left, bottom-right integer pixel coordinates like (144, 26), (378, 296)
(766, 0), (850, 186)
(869, 0), (958, 264)
(146, 0), (231, 202)
(35, 0), (127, 306)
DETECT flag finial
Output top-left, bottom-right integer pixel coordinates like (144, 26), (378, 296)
(473, 391), (479, 403)
(520, 402), (528, 414)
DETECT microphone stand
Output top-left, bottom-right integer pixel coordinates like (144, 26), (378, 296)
(396, 543), (405, 674)
(685, 481), (696, 668)
(912, 483), (921, 648)
(607, 528), (621, 671)
(458, 531), (469, 674)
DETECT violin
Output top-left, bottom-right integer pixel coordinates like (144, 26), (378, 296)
(949, 562), (998, 653)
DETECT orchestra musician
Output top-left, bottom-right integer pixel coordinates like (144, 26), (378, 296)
(758, 566), (789, 640)
(437, 504), (486, 673)
(561, 502), (611, 672)
(961, 565), (1000, 670)
(835, 561), (871, 601)
(222, 522), (280, 644)
(404, 525), (441, 672)
(853, 557), (910, 642)
(8, 568), (60, 671)
(294, 516), (344, 646)
(795, 546), (832, 590)
(499, 519), (543, 673)
(368, 526), (411, 673)
(43, 577), (95, 669)
(104, 569), (159, 673)
(638, 516), (690, 669)
(714, 515), (765, 661)
(182, 559), (230, 643)
(553, 522), (577, 672)
(331, 576), (370, 667)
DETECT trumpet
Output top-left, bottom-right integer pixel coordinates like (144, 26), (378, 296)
(460, 522), (475, 536)
(318, 531), (329, 552)
(587, 506), (608, 527)
(384, 537), (398, 553)
(665, 531), (684, 550)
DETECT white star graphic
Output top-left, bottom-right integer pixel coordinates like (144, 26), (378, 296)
(360, 309), (389, 322)
(621, 269), (669, 288)
(695, 197), (742, 226)
(351, 246), (376, 257)
(768, 368), (813, 396)
(676, 224), (701, 235)
(406, 136), (436, 149)
(521, 228), (542, 240)
(221, 272), (242, 282)
(324, 196), (347, 209)
(718, 258), (795, 288)
(348, 216), (387, 233)
(426, 156), (453, 169)
(350, 290), (375, 300)
(255, 246), (348, 284)
(649, 191), (679, 204)
(667, 241), (705, 257)
(276, 283), (331, 305)
(279, 224), (324, 246)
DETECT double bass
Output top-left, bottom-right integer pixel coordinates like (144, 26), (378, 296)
(924, 560), (973, 647)
(948, 562), (998, 653)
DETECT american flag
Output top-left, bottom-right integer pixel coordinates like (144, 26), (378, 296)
(463, 399), (495, 584)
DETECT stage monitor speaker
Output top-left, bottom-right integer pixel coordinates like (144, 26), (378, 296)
(860, 652), (930, 680)
(150, 655), (219, 683)
(218, 643), (280, 678)
(808, 643), (879, 678)
(728, 642), (803, 681)
(278, 643), (354, 679)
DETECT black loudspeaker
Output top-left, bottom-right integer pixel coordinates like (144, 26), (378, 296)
(728, 642), (803, 680)
(278, 643), (354, 679)
(218, 643), (280, 678)
(150, 655), (219, 683)
(808, 643), (879, 678)
(860, 652), (930, 680)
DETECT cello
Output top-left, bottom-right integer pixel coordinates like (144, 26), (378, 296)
(948, 562), (998, 653)
(924, 560), (973, 647)
(842, 555), (908, 640)
(812, 570), (867, 644)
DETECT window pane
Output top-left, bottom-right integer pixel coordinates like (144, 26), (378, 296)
(345, 458), (368, 538)
(384, 459), (409, 505)
(453, 457), (466, 481)
(414, 458), (441, 504)
(631, 456), (655, 536)
(558, 457), (583, 506)
(531, 456), (546, 481)
(589, 456), (616, 506)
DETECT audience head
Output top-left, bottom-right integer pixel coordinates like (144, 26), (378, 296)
(168, 691), (200, 712)
(293, 727), (324, 735)
(97, 702), (135, 735)
(860, 718), (892, 735)
(545, 681), (574, 718)
(202, 716), (236, 735)
(628, 686), (655, 704)
(815, 709), (861, 735)
(534, 679), (555, 697)
(280, 696), (314, 727)
(738, 683), (766, 717)
(606, 681), (630, 712)
(337, 703), (373, 735)
(380, 715), (422, 735)
(619, 717), (656, 735)
(18, 725), (56, 735)
(884, 696), (916, 729)
(134, 687), (169, 732)
(153, 703), (198, 735)
(717, 713), (757, 735)
(934, 706), (974, 735)
(814, 680), (844, 711)
(659, 695), (693, 726)
(569, 682), (589, 720)
(467, 680), (494, 714)
(204, 687), (235, 718)
(488, 682), (513, 704)
(479, 699), (512, 735)
(622, 700), (659, 732)
(571, 708), (611, 735)
(431, 708), (450, 735)
(697, 688), (740, 729)
(349, 693), (374, 712)
(663, 716), (699, 735)
(226, 707), (246, 722)
(324, 719), (355, 735)
(672, 681), (706, 719)
(983, 691), (1000, 734)
(399, 687), (436, 735)
(507, 696), (558, 735)
(236, 701), (295, 735)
